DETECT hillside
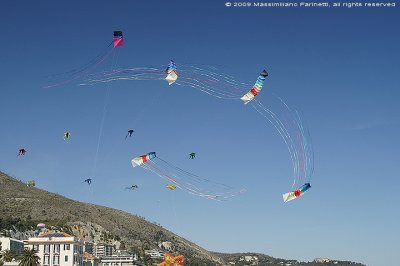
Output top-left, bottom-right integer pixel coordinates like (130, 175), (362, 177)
(0, 171), (366, 266)
(213, 252), (366, 266)
(0, 171), (224, 265)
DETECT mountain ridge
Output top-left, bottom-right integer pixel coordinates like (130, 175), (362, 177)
(0, 171), (365, 266)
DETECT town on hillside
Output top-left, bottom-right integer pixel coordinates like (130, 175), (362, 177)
(0, 232), (179, 266)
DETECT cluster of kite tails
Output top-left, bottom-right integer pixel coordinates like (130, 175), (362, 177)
(30, 31), (314, 203)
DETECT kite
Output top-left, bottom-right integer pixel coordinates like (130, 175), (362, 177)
(283, 183), (311, 202)
(166, 184), (176, 190)
(35, 223), (46, 236)
(81, 64), (267, 101)
(165, 60), (178, 85)
(131, 152), (157, 167)
(81, 63), (315, 201)
(18, 148), (27, 156)
(241, 70), (268, 104)
(131, 152), (245, 201)
(64, 131), (71, 141)
(157, 253), (184, 266)
(125, 185), (138, 190)
(84, 178), (92, 185)
(125, 129), (134, 139)
(36, 223), (45, 229)
(189, 152), (196, 159)
(113, 31), (124, 47)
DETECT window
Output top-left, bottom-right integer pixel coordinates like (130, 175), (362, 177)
(54, 244), (60, 253)
(33, 244), (39, 251)
(64, 244), (70, 250)
(65, 255), (68, 262)
(44, 244), (50, 253)
(44, 255), (50, 265)
(53, 255), (60, 265)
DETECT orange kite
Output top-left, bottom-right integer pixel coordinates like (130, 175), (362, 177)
(157, 253), (184, 266)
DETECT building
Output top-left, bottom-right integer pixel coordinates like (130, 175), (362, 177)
(99, 251), (139, 266)
(94, 243), (114, 258)
(314, 258), (332, 263)
(26, 232), (85, 266)
(144, 249), (164, 259)
(84, 242), (94, 255)
(3, 262), (19, 266)
(0, 237), (24, 257)
(83, 252), (99, 266)
(114, 250), (137, 259)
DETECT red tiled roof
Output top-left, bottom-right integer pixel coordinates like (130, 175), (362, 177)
(84, 252), (99, 260)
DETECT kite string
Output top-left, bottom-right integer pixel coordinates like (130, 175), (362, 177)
(274, 95), (313, 186)
(46, 41), (114, 79)
(277, 103), (303, 187)
(53, 46), (118, 230)
(252, 100), (300, 186)
(270, 97), (303, 187)
(143, 160), (242, 200)
(156, 157), (234, 190)
(44, 42), (115, 89)
(81, 63), (250, 100)
(91, 48), (120, 177)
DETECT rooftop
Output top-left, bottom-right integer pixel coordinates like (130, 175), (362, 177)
(39, 232), (73, 238)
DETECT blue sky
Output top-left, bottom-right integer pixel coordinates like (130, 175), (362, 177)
(0, 1), (399, 265)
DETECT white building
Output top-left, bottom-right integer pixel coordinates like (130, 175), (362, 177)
(114, 250), (138, 259)
(94, 243), (114, 258)
(26, 232), (84, 266)
(3, 262), (19, 266)
(0, 237), (24, 257)
(314, 258), (332, 263)
(144, 249), (163, 259)
(99, 253), (139, 266)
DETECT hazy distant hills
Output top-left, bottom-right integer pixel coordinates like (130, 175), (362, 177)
(0, 171), (365, 266)
(213, 252), (366, 266)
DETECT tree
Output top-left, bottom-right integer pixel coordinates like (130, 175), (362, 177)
(0, 259), (4, 266)
(18, 248), (40, 266)
(1, 250), (14, 262)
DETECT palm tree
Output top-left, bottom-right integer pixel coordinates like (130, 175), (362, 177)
(18, 248), (40, 266)
(1, 250), (14, 262)
(0, 259), (4, 266)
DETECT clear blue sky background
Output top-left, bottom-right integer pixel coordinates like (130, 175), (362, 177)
(1, 1), (399, 265)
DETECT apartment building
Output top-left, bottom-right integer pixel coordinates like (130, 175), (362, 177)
(26, 232), (84, 266)
(0, 237), (24, 257)
(144, 249), (164, 259)
(94, 243), (114, 258)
